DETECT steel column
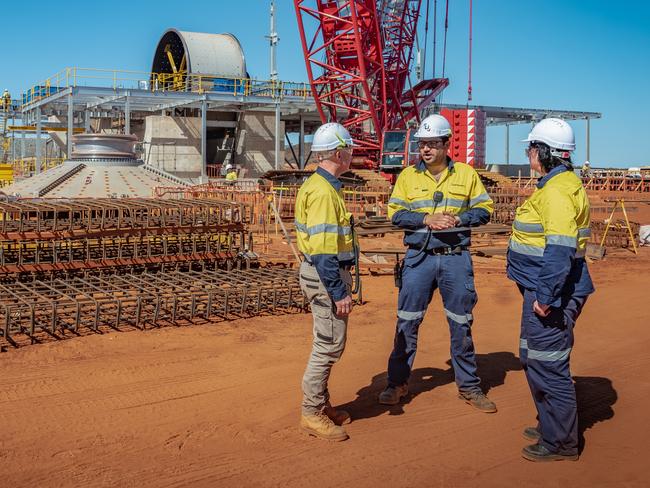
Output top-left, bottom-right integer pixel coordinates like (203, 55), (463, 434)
(274, 103), (281, 170)
(125, 96), (131, 135)
(20, 124), (25, 159)
(269, 0), (278, 81)
(35, 107), (42, 175)
(586, 118), (590, 162)
(67, 92), (74, 157)
(201, 98), (207, 182)
(505, 124), (510, 165)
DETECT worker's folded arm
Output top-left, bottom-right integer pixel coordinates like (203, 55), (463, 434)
(390, 208), (427, 229)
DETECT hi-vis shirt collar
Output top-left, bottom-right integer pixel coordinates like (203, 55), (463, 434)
(415, 156), (455, 174)
(316, 166), (342, 191)
(536, 165), (569, 189)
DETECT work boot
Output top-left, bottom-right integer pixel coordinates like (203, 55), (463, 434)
(458, 390), (497, 413)
(322, 405), (351, 426)
(300, 411), (349, 441)
(378, 384), (409, 405)
(523, 426), (541, 441)
(522, 443), (578, 462)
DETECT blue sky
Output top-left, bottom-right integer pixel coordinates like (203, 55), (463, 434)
(4, 0), (649, 167)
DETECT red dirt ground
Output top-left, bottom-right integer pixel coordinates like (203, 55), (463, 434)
(1, 248), (649, 487)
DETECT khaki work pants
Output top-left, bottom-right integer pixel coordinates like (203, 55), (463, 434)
(299, 261), (352, 415)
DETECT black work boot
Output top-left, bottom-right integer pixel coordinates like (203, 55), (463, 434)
(522, 443), (578, 462)
(523, 426), (541, 441)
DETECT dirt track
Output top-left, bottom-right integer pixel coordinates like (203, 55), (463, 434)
(1, 249), (649, 487)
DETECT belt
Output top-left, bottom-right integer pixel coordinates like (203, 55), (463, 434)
(303, 259), (353, 270)
(423, 245), (468, 256)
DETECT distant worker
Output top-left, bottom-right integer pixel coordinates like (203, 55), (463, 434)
(379, 114), (497, 413)
(295, 122), (356, 441)
(2, 89), (10, 111)
(508, 118), (594, 462)
(581, 160), (591, 178)
(224, 164), (238, 182)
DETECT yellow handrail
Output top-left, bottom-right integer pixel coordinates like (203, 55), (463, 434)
(21, 67), (312, 108)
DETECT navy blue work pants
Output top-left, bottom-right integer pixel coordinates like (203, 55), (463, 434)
(387, 249), (481, 393)
(519, 286), (587, 455)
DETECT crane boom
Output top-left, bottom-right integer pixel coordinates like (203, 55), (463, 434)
(294, 0), (449, 168)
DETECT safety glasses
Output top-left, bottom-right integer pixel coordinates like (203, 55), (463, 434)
(418, 140), (447, 149)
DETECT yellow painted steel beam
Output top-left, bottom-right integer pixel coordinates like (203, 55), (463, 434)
(7, 125), (85, 133)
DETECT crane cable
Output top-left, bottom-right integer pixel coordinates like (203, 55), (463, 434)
(441, 0), (449, 79)
(432, 0), (437, 77)
(468, 0), (473, 102)
(422, 0), (430, 80)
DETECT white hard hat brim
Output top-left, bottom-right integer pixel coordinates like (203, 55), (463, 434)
(521, 136), (575, 151)
(311, 139), (354, 151)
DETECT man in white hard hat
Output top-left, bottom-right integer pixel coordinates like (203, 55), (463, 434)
(379, 114), (498, 413)
(581, 160), (591, 178)
(224, 164), (237, 183)
(295, 122), (356, 441)
(508, 118), (594, 461)
(2, 89), (10, 111)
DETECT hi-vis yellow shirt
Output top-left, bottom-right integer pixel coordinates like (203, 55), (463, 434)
(388, 159), (493, 249)
(507, 165), (594, 305)
(294, 167), (355, 300)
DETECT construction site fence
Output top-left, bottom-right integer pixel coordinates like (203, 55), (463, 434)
(510, 175), (650, 193)
(153, 180), (390, 219)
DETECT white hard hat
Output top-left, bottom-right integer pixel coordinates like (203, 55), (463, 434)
(584, 161), (590, 166)
(414, 114), (452, 139)
(225, 164), (233, 170)
(311, 122), (354, 151)
(522, 118), (575, 151)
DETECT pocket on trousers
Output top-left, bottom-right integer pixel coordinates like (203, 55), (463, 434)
(464, 280), (478, 308)
(311, 299), (334, 343)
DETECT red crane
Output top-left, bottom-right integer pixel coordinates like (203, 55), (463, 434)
(294, 0), (449, 171)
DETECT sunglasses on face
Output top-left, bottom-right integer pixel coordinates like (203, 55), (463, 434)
(418, 140), (447, 149)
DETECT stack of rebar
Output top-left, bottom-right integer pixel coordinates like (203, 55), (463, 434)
(0, 198), (251, 275)
(0, 197), (313, 348)
(487, 187), (531, 225)
(0, 267), (304, 346)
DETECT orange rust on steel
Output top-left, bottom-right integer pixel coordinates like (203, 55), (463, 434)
(0, 223), (246, 241)
(0, 197), (250, 234)
(0, 268), (306, 346)
(0, 252), (236, 274)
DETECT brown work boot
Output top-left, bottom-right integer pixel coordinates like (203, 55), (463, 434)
(458, 390), (497, 413)
(300, 411), (349, 441)
(378, 383), (409, 405)
(323, 405), (351, 425)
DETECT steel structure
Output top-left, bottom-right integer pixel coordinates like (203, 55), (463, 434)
(0, 198), (251, 275)
(0, 267), (305, 346)
(17, 67), (315, 179)
(294, 0), (448, 163)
